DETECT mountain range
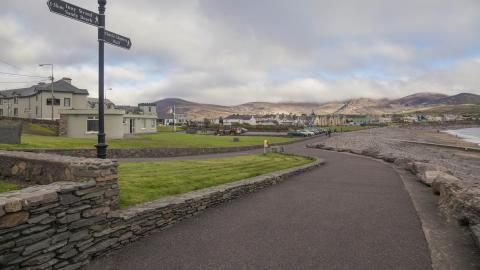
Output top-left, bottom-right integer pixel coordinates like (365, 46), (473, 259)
(153, 92), (480, 120)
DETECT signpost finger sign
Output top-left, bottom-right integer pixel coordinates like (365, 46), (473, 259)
(104, 30), (132, 49)
(47, 0), (132, 158)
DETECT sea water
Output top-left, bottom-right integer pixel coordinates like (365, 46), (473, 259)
(444, 127), (480, 146)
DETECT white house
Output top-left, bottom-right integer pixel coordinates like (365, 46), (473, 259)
(223, 114), (257, 125)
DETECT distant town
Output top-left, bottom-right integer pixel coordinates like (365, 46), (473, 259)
(1, 78), (479, 139)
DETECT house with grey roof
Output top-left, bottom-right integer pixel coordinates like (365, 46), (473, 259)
(0, 78), (89, 120)
(0, 78), (158, 138)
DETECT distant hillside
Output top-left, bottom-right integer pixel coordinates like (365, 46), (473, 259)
(153, 92), (480, 120)
(394, 92), (448, 106)
(428, 93), (480, 105)
(154, 98), (232, 119)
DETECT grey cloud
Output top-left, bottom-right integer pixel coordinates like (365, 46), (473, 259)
(0, 0), (479, 105)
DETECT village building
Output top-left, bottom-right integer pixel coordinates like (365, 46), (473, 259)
(0, 78), (157, 138)
(0, 78), (88, 119)
(222, 114), (257, 125)
(314, 114), (346, 126)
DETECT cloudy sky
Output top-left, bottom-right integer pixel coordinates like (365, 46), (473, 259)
(1, 0), (480, 105)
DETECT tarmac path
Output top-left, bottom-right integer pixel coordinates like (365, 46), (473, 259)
(86, 138), (432, 270)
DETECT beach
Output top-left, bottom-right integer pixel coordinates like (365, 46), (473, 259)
(444, 127), (480, 146)
(311, 125), (480, 185)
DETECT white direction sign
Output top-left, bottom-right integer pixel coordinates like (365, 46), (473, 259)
(47, 0), (99, 27)
(104, 30), (132, 50)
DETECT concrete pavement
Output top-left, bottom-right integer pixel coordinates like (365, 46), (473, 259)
(86, 139), (433, 269)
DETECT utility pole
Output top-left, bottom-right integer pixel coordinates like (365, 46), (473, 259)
(173, 104), (176, 132)
(96, 0), (107, 159)
(39, 64), (54, 120)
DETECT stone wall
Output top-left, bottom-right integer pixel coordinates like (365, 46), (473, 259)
(0, 150), (118, 187)
(58, 115), (68, 136)
(0, 150), (323, 269)
(0, 121), (22, 144)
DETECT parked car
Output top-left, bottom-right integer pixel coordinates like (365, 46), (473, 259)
(232, 127), (248, 134)
(288, 130), (308, 137)
(305, 127), (321, 135)
(301, 130), (315, 136)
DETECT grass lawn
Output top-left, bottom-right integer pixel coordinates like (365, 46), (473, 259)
(119, 153), (314, 207)
(0, 133), (295, 149)
(24, 123), (57, 136)
(0, 180), (17, 193)
(157, 125), (184, 132)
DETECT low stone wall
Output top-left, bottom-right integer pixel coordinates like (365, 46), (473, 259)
(9, 137), (311, 159)
(0, 150), (323, 269)
(308, 143), (480, 249)
(0, 150), (118, 187)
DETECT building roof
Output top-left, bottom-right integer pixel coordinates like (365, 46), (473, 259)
(0, 79), (89, 98)
(88, 97), (115, 104)
(224, 114), (255, 120)
(138, 103), (156, 106)
(115, 105), (142, 114)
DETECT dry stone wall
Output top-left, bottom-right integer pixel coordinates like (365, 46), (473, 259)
(0, 150), (322, 269)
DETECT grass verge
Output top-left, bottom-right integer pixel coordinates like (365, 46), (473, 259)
(0, 133), (295, 149)
(157, 125), (184, 132)
(0, 180), (17, 193)
(119, 152), (314, 207)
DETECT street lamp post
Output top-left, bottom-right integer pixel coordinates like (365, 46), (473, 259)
(96, 0), (108, 159)
(39, 64), (54, 120)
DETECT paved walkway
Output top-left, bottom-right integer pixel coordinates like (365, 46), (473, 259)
(86, 139), (432, 270)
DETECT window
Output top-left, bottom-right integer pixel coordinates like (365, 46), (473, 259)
(46, 98), (60, 106)
(0, 109), (3, 116)
(148, 107), (151, 112)
(64, 98), (71, 107)
(13, 108), (18, 116)
(151, 119), (155, 128)
(87, 116), (99, 133)
(36, 95), (38, 101)
(35, 106), (38, 116)
(143, 119), (146, 129)
(13, 96), (18, 104)
(0, 99), (3, 105)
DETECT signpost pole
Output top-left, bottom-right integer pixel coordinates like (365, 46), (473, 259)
(96, 0), (107, 159)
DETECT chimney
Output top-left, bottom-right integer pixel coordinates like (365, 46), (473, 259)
(62, 77), (72, 84)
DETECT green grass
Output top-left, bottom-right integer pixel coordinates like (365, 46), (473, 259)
(157, 125), (184, 132)
(119, 153), (314, 207)
(0, 133), (295, 149)
(0, 180), (17, 193)
(24, 123), (57, 136)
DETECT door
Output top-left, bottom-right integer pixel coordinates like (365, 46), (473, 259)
(130, 119), (135, 133)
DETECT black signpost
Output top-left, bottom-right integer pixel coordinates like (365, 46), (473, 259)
(47, 0), (131, 159)
(104, 30), (132, 49)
